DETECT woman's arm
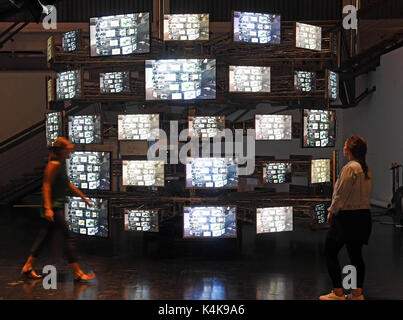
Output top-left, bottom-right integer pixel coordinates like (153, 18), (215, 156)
(43, 161), (61, 222)
(328, 166), (356, 216)
(68, 183), (92, 207)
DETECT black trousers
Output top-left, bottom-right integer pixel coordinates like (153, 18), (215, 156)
(30, 208), (77, 264)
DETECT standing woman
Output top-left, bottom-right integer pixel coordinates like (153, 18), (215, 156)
(20, 137), (95, 282)
(320, 136), (372, 300)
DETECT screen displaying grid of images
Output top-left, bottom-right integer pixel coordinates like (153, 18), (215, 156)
(45, 112), (63, 147)
(233, 11), (281, 44)
(68, 115), (102, 144)
(122, 160), (164, 187)
(184, 206), (237, 238)
(296, 22), (322, 51)
(90, 12), (150, 56)
(186, 158), (238, 188)
(164, 14), (209, 41)
(311, 159), (331, 184)
(303, 109), (335, 148)
(294, 71), (316, 92)
(328, 70), (339, 101)
(100, 72), (130, 93)
(118, 114), (159, 140)
(145, 59), (216, 100)
(56, 70), (81, 100)
(313, 203), (330, 225)
(65, 197), (109, 238)
(256, 207), (293, 234)
(229, 66), (271, 93)
(66, 152), (110, 190)
(263, 162), (292, 184)
(124, 209), (159, 232)
(188, 116), (225, 139)
(62, 30), (80, 52)
(255, 115), (292, 140)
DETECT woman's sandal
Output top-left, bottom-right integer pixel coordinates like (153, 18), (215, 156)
(21, 268), (42, 279)
(74, 272), (96, 283)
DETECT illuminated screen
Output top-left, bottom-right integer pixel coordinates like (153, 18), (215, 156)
(263, 162), (292, 184)
(294, 71), (316, 92)
(66, 152), (110, 190)
(124, 209), (158, 232)
(118, 114), (159, 140)
(313, 203), (330, 225)
(68, 115), (102, 144)
(255, 114), (292, 140)
(186, 158), (238, 188)
(229, 66), (270, 93)
(90, 12), (150, 56)
(145, 59), (216, 100)
(296, 22), (322, 51)
(56, 70), (81, 100)
(328, 70), (339, 101)
(256, 207), (293, 234)
(65, 197), (109, 238)
(303, 109), (335, 148)
(184, 206), (237, 238)
(233, 11), (281, 44)
(188, 116), (225, 139)
(45, 112), (63, 147)
(100, 72), (130, 93)
(311, 159), (331, 184)
(122, 160), (164, 187)
(62, 30), (80, 52)
(164, 14), (209, 41)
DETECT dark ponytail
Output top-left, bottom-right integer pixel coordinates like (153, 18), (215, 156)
(346, 136), (370, 179)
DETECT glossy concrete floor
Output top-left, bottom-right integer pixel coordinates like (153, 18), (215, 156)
(0, 206), (402, 300)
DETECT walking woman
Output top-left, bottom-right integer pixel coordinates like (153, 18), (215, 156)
(20, 137), (95, 282)
(320, 136), (372, 300)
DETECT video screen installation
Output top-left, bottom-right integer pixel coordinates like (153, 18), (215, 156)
(66, 152), (110, 190)
(296, 22), (322, 51)
(303, 109), (335, 148)
(263, 162), (292, 184)
(294, 71), (316, 92)
(65, 197), (109, 238)
(256, 207), (293, 234)
(311, 159), (331, 184)
(229, 66), (271, 93)
(122, 160), (164, 187)
(45, 112), (63, 147)
(313, 203), (330, 225)
(188, 116), (225, 139)
(164, 14), (209, 41)
(145, 59), (216, 100)
(68, 115), (102, 144)
(124, 209), (159, 232)
(90, 12), (150, 57)
(183, 206), (237, 238)
(100, 72), (130, 93)
(186, 158), (238, 188)
(233, 11), (281, 44)
(62, 30), (80, 52)
(118, 114), (159, 140)
(255, 114), (292, 140)
(56, 70), (81, 100)
(328, 70), (339, 101)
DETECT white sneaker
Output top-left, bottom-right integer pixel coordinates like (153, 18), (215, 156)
(319, 290), (346, 300)
(346, 293), (365, 300)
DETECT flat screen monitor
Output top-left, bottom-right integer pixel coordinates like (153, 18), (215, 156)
(263, 162), (292, 184)
(68, 115), (102, 144)
(65, 197), (109, 238)
(56, 70), (81, 100)
(311, 159), (331, 184)
(188, 116), (225, 139)
(229, 66), (271, 92)
(164, 14), (209, 41)
(255, 114), (292, 140)
(66, 152), (111, 190)
(294, 71), (316, 92)
(328, 70), (339, 101)
(233, 11), (281, 44)
(184, 206), (237, 238)
(145, 59), (216, 100)
(313, 203), (330, 225)
(186, 157), (238, 189)
(124, 209), (159, 232)
(122, 160), (164, 187)
(90, 12), (150, 56)
(62, 30), (81, 52)
(100, 71), (130, 93)
(256, 207), (293, 234)
(118, 114), (159, 140)
(45, 112), (63, 147)
(296, 22), (322, 51)
(303, 109), (335, 148)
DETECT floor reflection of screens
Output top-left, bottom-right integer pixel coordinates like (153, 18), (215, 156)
(311, 159), (331, 184)
(124, 209), (158, 232)
(313, 203), (329, 225)
(145, 59), (216, 100)
(294, 71), (316, 92)
(118, 114), (159, 140)
(188, 116), (225, 139)
(100, 72), (130, 93)
(328, 70), (339, 101)
(164, 14), (209, 41)
(303, 109), (335, 148)
(90, 12), (150, 56)
(66, 152), (110, 190)
(233, 11), (281, 44)
(62, 30), (80, 52)
(255, 115), (292, 140)
(184, 206), (237, 238)
(256, 207), (293, 234)
(122, 160), (164, 187)
(186, 158), (238, 188)
(56, 70), (81, 100)
(296, 22), (322, 51)
(263, 162), (292, 184)
(65, 197), (109, 238)
(68, 115), (102, 144)
(229, 66), (271, 93)
(45, 112), (63, 147)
